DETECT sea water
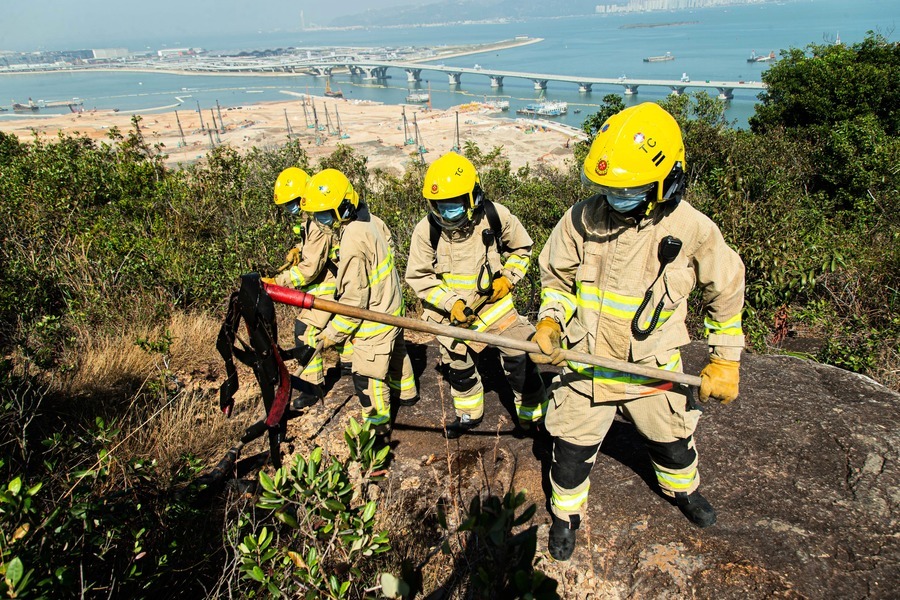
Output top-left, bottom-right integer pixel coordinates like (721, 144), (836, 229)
(0, 0), (894, 129)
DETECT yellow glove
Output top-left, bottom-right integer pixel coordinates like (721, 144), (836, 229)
(261, 277), (276, 285)
(699, 356), (740, 404)
(449, 300), (475, 327)
(529, 318), (564, 365)
(316, 332), (338, 350)
(489, 275), (513, 303)
(285, 247), (301, 267)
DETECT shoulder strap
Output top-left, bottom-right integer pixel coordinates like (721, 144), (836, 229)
(427, 213), (442, 253)
(481, 199), (505, 253)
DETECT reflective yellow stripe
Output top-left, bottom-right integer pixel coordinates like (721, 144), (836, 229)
(339, 343), (354, 358)
(454, 390), (484, 410)
(371, 379), (388, 417)
(369, 251), (395, 286)
(289, 267), (308, 288)
(577, 286), (674, 327)
(425, 284), (454, 307)
(504, 254), (530, 276)
(551, 486), (590, 512)
(705, 314), (743, 336)
(331, 315), (359, 335)
(301, 280), (337, 297)
(442, 272), (477, 291)
(301, 356), (323, 377)
(470, 294), (515, 332)
(517, 399), (548, 422)
(388, 374), (416, 391)
(328, 245), (340, 261)
(567, 352), (682, 387)
(654, 467), (697, 491)
(335, 305), (403, 339)
(540, 288), (577, 322)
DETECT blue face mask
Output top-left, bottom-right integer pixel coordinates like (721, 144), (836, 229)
(314, 211), (336, 227)
(282, 200), (301, 217)
(437, 202), (466, 222)
(606, 193), (646, 213)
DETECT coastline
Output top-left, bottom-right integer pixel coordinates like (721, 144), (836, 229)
(0, 92), (582, 174)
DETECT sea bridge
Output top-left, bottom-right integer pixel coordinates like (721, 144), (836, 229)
(165, 55), (766, 101)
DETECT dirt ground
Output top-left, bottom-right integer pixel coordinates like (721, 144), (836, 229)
(0, 95), (584, 174)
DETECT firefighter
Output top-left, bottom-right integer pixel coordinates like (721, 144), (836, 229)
(406, 152), (547, 438)
(530, 103), (745, 561)
(266, 167), (352, 410)
(302, 168), (418, 440)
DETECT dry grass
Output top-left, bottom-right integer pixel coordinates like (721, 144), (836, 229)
(55, 310), (261, 479)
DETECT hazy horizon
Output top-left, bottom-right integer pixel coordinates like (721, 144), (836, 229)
(0, 0), (420, 52)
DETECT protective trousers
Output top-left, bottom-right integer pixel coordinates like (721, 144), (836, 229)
(294, 320), (353, 385)
(545, 384), (701, 524)
(352, 337), (416, 432)
(440, 319), (547, 424)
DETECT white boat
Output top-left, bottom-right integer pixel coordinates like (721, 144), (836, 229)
(483, 98), (509, 111)
(516, 100), (567, 117)
(405, 92), (430, 103)
(644, 52), (674, 62)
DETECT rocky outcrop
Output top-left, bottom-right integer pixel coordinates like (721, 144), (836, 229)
(283, 337), (899, 599)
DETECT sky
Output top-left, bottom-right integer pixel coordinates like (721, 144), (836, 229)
(0, 1), (417, 51)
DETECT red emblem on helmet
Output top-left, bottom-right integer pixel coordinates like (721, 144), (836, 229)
(431, 183), (438, 194)
(594, 159), (608, 176)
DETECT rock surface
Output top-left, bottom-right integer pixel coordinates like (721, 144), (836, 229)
(280, 336), (899, 599)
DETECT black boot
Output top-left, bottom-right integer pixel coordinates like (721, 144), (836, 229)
(338, 360), (353, 377)
(548, 516), (578, 561)
(398, 394), (420, 407)
(291, 382), (323, 411)
(443, 415), (482, 439)
(674, 490), (717, 528)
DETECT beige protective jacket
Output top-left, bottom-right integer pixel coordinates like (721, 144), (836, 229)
(538, 197), (745, 401)
(275, 219), (341, 329)
(405, 202), (533, 352)
(321, 209), (402, 353)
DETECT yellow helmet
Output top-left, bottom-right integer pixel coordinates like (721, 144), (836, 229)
(582, 102), (686, 206)
(273, 167), (310, 207)
(422, 152), (483, 230)
(302, 168), (360, 229)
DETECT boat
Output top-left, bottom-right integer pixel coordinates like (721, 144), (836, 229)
(516, 100), (568, 117)
(483, 98), (509, 111)
(644, 52), (674, 62)
(680, 72), (690, 82)
(748, 50), (776, 63)
(324, 80), (343, 98)
(405, 91), (430, 103)
(12, 98), (39, 112)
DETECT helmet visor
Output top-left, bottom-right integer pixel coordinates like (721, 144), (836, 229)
(581, 171), (655, 200)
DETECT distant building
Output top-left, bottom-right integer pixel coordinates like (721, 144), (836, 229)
(92, 48), (130, 59)
(157, 48), (205, 58)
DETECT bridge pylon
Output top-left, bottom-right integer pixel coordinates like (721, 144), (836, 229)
(406, 68), (422, 83)
(532, 79), (548, 91)
(578, 83), (593, 93)
(716, 87), (734, 100)
(490, 75), (504, 88)
(448, 72), (462, 85)
(623, 84), (639, 96)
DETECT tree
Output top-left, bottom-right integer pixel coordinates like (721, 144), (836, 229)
(750, 32), (900, 135)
